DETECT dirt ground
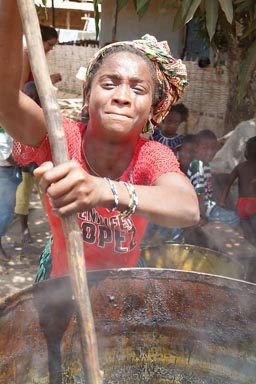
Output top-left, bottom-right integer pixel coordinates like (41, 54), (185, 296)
(0, 192), (50, 299)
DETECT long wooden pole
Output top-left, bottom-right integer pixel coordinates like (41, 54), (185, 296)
(16, 1), (102, 383)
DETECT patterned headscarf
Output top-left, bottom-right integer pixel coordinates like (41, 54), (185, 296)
(86, 34), (188, 132)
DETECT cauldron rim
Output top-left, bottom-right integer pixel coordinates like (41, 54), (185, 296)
(1, 267), (256, 308)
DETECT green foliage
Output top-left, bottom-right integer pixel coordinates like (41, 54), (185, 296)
(237, 38), (256, 102)
(34, 0), (47, 17)
(233, 0), (256, 102)
(155, 0), (255, 104)
(181, 0), (201, 24)
(117, 0), (129, 12)
(205, 0), (219, 41)
(218, 0), (233, 23)
(34, 0), (47, 10)
(136, 0), (151, 18)
(94, 0), (255, 103)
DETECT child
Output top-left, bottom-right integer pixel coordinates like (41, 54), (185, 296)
(220, 136), (256, 245)
(141, 134), (196, 248)
(187, 129), (239, 227)
(141, 105), (190, 248)
(151, 103), (189, 155)
(0, 128), (22, 262)
(177, 134), (196, 173)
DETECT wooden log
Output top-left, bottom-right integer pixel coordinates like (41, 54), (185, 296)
(16, 1), (102, 383)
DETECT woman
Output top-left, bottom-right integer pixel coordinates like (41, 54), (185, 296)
(20, 23), (61, 89)
(0, 1), (199, 279)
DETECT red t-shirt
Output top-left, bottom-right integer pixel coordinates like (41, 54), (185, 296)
(13, 117), (183, 276)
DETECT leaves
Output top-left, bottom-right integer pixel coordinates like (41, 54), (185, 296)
(237, 38), (256, 102)
(218, 0), (234, 24)
(117, 0), (129, 12)
(136, 0), (150, 12)
(136, 0), (151, 18)
(34, 0), (47, 16)
(205, 0), (219, 41)
(181, 0), (201, 24)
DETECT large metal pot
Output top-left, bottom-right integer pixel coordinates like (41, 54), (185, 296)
(141, 243), (247, 280)
(1, 269), (256, 383)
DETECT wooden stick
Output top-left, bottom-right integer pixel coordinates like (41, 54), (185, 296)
(16, 1), (102, 383)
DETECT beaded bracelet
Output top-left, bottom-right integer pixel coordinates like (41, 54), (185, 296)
(104, 177), (119, 212)
(120, 181), (138, 218)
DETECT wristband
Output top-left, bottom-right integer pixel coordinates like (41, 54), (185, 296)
(104, 177), (119, 212)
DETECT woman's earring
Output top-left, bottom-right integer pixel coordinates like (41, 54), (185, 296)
(142, 120), (154, 134)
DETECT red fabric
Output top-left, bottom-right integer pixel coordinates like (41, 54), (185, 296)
(13, 117), (183, 277)
(237, 197), (256, 220)
(27, 71), (34, 82)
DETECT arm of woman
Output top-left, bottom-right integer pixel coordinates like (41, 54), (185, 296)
(35, 161), (199, 228)
(0, 1), (47, 147)
(20, 50), (31, 90)
(125, 173), (199, 228)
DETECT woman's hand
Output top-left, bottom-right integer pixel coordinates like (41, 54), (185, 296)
(34, 161), (106, 216)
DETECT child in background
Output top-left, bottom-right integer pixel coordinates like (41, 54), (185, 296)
(152, 103), (189, 155)
(141, 105), (190, 248)
(177, 134), (196, 173)
(220, 136), (256, 245)
(0, 128), (22, 262)
(187, 129), (239, 227)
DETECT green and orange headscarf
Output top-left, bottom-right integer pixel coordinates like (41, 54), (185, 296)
(86, 34), (188, 133)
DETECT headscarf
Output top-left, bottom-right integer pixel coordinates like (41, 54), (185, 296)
(85, 34), (188, 132)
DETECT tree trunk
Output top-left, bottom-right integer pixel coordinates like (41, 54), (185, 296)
(224, 33), (256, 134)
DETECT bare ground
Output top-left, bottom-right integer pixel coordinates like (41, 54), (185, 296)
(0, 192), (50, 299)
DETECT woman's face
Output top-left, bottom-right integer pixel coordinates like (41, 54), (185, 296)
(43, 38), (57, 54)
(86, 52), (154, 142)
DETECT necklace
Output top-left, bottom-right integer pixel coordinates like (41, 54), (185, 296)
(82, 143), (121, 181)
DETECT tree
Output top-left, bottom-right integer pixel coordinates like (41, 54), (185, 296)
(95, 0), (256, 133)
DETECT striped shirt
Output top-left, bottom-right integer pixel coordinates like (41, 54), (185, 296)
(187, 158), (216, 215)
(152, 129), (184, 155)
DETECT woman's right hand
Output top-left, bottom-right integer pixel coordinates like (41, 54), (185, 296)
(34, 160), (108, 217)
